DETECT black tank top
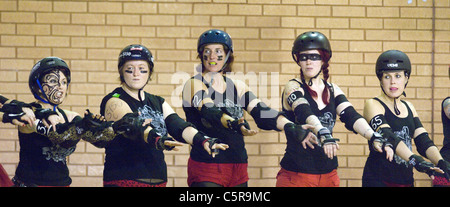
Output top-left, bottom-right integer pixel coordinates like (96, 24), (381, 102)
(363, 97), (415, 185)
(442, 97), (450, 146)
(100, 87), (167, 182)
(440, 97), (450, 161)
(15, 108), (73, 186)
(280, 79), (338, 174)
(182, 74), (247, 163)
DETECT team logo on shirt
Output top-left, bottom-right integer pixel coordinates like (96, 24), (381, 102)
(218, 99), (244, 119)
(393, 126), (412, 166)
(318, 112), (335, 132)
(138, 105), (168, 137)
(42, 145), (76, 164)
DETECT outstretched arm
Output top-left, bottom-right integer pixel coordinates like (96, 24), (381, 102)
(161, 102), (228, 157)
(282, 80), (338, 159)
(332, 84), (393, 160)
(406, 101), (445, 165)
(364, 98), (443, 176)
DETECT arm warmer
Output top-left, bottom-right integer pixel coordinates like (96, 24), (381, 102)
(35, 116), (84, 148)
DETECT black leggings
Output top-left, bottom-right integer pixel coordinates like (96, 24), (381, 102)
(190, 181), (248, 187)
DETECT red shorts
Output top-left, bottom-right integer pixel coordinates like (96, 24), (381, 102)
(382, 181), (412, 187)
(276, 168), (340, 187)
(0, 164), (13, 187)
(103, 180), (167, 187)
(433, 175), (450, 187)
(187, 158), (249, 187)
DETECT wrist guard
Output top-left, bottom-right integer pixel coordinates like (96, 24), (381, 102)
(147, 129), (175, 151)
(409, 154), (436, 176)
(227, 119), (250, 135)
(1, 100), (30, 124)
(193, 131), (221, 155)
(317, 127), (339, 147)
(2, 111), (25, 124)
(370, 131), (393, 152)
(112, 112), (145, 141)
(75, 109), (110, 135)
(377, 127), (402, 152)
(34, 107), (58, 124)
(284, 122), (311, 143)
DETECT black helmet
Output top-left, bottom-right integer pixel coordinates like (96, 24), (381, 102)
(118, 44), (154, 83)
(375, 50), (411, 80)
(29, 56), (70, 102)
(292, 31), (332, 62)
(118, 44), (154, 70)
(197, 29), (233, 54)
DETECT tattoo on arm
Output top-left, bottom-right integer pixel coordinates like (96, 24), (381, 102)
(105, 99), (125, 121)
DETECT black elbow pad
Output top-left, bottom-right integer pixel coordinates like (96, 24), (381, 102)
(414, 132), (435, 158)
(165, 113), (193, 143)
(338, 106), (363, 134)
(250, 102), (284, 131)
(293, 103), (314, 124)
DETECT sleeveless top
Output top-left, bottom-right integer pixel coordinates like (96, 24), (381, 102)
(15, 108), (73, 186)
(182, 74), (247, 164)
(280, 79), (338, 174)
(362, 97), (416, 185)
(440, 97), (450, 161)
(100, 87), (168, 182)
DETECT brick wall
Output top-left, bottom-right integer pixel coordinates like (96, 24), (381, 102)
(0, 0), (448, 187)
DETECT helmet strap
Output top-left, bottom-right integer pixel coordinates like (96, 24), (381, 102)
(218, 51), (231, 73)
(36, 79), (59, 112)
(380, 83), (406, 116)
(308, 69), (322, 86)
(138, 88), (144, 103)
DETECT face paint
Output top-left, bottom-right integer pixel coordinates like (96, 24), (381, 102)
(298, 54), (322, 61)
(201, 44), (228, 72)
(122, 60), (150, 91)
(40, 70), (67, 105)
